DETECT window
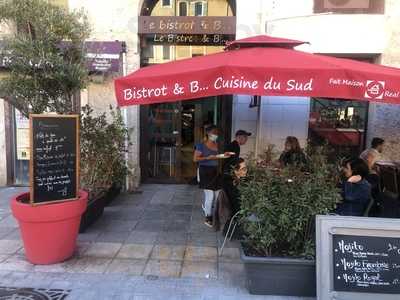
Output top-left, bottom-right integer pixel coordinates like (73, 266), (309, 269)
(314, 0), (384, 14)
(308, 98), (368, 160)
(163, 45), (171, 60)
(162, 0), (171, 7)
(145, 45), (154, 59)
(178, 1), (188, 16)
(194, 2), (206, 16)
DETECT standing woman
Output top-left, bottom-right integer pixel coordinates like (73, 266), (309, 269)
(193, 125), (223, 227)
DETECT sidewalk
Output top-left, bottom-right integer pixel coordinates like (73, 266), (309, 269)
(0, 185), (315, 300)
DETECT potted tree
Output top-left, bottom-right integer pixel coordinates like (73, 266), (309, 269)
(238, 146), (341, 296)
(0, 0), (90, 264)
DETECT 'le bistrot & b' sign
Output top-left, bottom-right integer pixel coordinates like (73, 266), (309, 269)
(30, 115), (79, 205)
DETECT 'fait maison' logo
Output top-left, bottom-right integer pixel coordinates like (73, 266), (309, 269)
(364, 80), (385, 100)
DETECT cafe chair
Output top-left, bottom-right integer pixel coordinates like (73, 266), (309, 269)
(219, 212), (259, 256)
(363, 196), (375, 217)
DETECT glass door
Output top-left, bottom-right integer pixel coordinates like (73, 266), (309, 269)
(140, 96), (232, 183)
(141, 103), (182, 182)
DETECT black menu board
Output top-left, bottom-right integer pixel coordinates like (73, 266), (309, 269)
(30, 114), (79, 204)
(333, 234), (400, 294)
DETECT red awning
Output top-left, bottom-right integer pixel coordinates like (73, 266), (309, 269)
(115, 35), (400, 106)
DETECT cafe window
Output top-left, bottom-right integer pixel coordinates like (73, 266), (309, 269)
(308, 98), (368, 160)
(314, 0), (384, 14)
(163, 45), (171, 60)
(162, 0), (171, 7)
(178, 1), (188, 16)
(194, 2), (206, 16)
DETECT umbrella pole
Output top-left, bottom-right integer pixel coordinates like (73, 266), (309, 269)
(255, 96), (262, 159)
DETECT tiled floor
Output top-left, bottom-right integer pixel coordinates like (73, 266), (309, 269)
(0, 185), (240, 280)
(0, 185), (313, 299)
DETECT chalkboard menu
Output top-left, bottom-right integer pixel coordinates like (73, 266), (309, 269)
(30, 114), (79, 204)
(333, 234), (400, 294)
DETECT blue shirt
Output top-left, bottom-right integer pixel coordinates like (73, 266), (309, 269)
(336, 179), (371, 216)
(195, 143), (218, 167)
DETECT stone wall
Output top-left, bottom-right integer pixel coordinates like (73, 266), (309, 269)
(0, 99), (7, 186)
(366, 0), (400, 160)
(68, 0), (142, 189)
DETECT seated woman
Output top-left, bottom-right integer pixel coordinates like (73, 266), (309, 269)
(279, 136), (307, 168)
(336, 158), (371, 217)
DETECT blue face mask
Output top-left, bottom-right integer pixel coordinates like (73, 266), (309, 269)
(209, 134), (218, 142)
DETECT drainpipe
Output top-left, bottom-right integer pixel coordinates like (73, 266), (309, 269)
(121, 41), (130, 191)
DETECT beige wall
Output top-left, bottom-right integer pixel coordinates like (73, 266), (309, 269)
(68, 0), (141, 189)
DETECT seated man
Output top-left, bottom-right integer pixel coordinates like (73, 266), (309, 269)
(222, 158), (247, 215)
(220, 158), (247, 237)
(336, 158), (371, 217)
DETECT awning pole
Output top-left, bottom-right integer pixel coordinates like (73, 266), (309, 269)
(255, 96), (262, 158)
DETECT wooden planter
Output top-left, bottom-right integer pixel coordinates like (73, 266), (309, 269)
(240, 245), (316, 297)
(79, 193), (106, 233)
(104, 183), (122, 206)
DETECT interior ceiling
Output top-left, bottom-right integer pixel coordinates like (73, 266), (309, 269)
(140, 0), (236, 16)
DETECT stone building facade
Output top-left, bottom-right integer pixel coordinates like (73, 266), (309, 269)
(1, 0), (400, 187)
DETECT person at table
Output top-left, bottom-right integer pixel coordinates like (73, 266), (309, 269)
(336, 158), (371, 217)
(193, 125), (232, 227)
(279, 136), (307, 168)
(360, 137), (384, 206)
(221, 157), (247, 237)
(223, 130), (251, 175)
(222, 158), (248, 215)
(360, 137), (385, 174)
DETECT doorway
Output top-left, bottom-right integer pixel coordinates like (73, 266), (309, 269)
(140, 96), (232, 183)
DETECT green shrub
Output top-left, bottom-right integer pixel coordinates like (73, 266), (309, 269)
(80, 105), (130, 199)
(239, 145), (341, 259)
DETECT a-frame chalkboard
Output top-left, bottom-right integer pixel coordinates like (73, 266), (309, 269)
(29, 114), (80, 205)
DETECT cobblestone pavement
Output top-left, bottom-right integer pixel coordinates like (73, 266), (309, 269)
(0, 185), (315, 300)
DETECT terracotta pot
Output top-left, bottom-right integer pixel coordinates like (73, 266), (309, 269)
(11, 190), (88, 265)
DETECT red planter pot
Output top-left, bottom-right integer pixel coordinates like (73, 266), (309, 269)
(11, 190), (88, 265)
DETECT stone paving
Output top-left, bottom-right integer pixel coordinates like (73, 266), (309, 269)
(0, 185), (315, 300)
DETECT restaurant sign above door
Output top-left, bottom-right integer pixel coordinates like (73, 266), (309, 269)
(144, 33), (233, 46)
(139, 16), (236, 35)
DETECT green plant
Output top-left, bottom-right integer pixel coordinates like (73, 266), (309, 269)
(80, 105), (131, 199)
(239, 145), (341, 259)
(0, 0), (90, 116)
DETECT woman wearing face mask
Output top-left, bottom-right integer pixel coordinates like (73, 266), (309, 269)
(193, 125), (230, 227)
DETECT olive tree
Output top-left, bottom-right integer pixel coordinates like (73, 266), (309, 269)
(0, 0), (90, 117)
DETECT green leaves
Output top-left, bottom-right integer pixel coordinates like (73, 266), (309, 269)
(239, 145), (341, 259)
(0, 0), (90, 116)
(80, 105), (131, 199)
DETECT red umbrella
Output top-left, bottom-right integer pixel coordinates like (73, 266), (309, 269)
(115, 35), (400, 106)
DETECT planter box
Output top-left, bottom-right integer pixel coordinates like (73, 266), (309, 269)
(104, 183), (122, 206)
(240, 245), (316, 297)
(79, 194), (106, 233)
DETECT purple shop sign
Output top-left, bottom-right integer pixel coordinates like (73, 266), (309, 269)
(85, 41), (124, 73)
(0, 40), (124, 72)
